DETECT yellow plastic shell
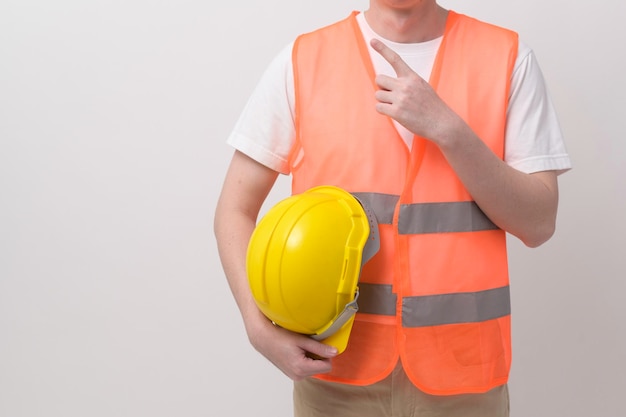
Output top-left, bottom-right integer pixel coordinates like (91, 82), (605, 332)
(246, 186), (370, 353)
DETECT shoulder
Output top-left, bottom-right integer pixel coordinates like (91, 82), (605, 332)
(452, 12), (518, 38)
(294, 12), (357, 51)
(449, 11), (519, 55)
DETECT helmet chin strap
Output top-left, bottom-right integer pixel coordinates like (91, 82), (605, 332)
(312, 290), (359, 341)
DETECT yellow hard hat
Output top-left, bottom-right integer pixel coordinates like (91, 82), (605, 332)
(246, 185), (379, 353)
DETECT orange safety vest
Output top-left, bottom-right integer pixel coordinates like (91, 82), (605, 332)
(290, 11), (519, 395)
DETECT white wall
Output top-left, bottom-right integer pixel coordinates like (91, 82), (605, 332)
(1, 1), (623, 416)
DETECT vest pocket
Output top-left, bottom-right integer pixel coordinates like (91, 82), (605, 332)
(438, 320), (506, 367)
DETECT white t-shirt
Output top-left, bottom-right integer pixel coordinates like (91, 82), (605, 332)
(227, 12), (572, 175)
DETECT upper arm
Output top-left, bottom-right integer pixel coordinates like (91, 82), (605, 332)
(215, 150), (280, 225)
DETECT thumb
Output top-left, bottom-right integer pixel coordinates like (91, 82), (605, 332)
(301, 338), (339, 360)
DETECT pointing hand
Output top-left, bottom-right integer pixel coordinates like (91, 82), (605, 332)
(370, 38), (461, 143)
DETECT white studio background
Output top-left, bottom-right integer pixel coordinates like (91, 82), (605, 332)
(0, 1), (623, 417)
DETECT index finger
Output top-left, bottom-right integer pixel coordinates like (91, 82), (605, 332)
(370, 38), (412, 77)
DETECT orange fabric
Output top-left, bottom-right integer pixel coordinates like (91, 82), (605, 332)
(290, 11), (518, 395)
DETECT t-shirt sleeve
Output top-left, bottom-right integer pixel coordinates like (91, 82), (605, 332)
(504, 41), (572, 175)
(226, 42), (296, 174)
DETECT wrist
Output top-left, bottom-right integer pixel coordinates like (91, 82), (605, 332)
(433, 113), (471, 150)
(243, 306), (273, 344)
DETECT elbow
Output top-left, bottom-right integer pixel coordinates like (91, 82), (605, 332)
(520, 221), (556, 248)
(213, 199), (231, 244)
(213, 206), (223, 240)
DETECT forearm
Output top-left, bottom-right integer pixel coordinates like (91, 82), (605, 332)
(213, 151), (279, 334)
(435, 119), (559, 247)
(214, 206), (267, 333)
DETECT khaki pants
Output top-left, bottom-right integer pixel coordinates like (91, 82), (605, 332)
(293, 362), (509, 417)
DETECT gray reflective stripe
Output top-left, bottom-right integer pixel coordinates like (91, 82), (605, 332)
(399, 201), (498, 234)
(358, 283), (396, 316)
(358, 284), (511, 327)
(350, 192), (398, 225)
(349, 193), (497, 234)
(402, 286), (511, 327)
